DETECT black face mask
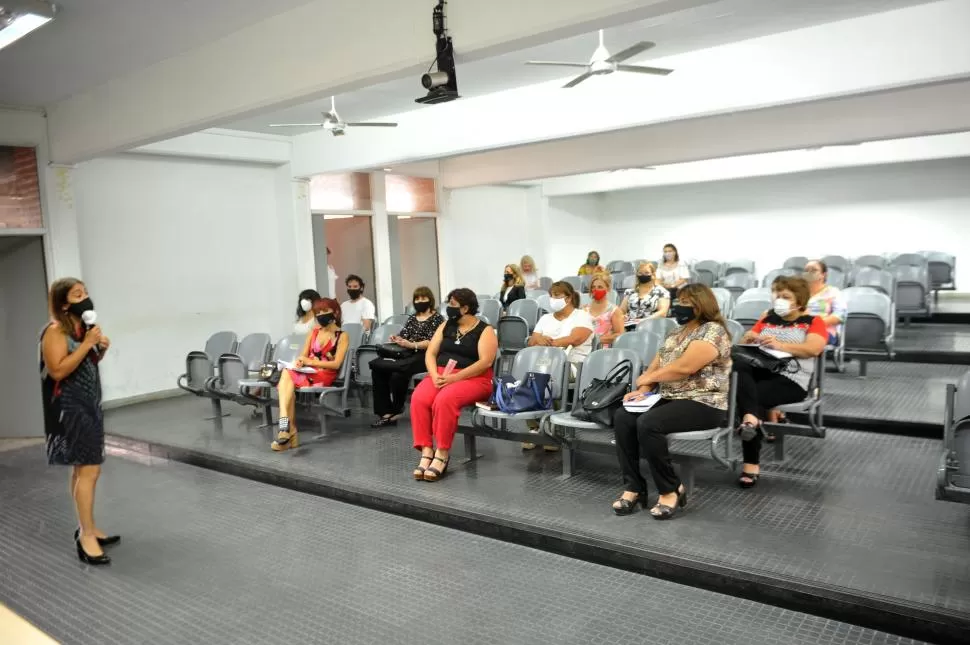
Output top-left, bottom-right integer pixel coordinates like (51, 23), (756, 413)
(503, 273), (513, 282)
(671, 304), (697, 325)
(637, 274), (653, 284)
(446, 306), (462, 321)
(67, 298), (95, 318)
(316, 313), (335, 327)
(412, 301), (431, 313)
(587, 257), (598, 266)
(347, 288), (362, 300)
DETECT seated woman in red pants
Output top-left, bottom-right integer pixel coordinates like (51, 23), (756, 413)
(410, 288), (498, 482)
(271, 298), (349, 452)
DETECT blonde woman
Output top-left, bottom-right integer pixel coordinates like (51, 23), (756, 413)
(583, 272), (624, 347)
(520, 255), (540, 291)
(620, 262), (670, 325)
(500, 264), (527, 310)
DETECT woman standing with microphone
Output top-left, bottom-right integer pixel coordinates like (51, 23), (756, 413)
(40, 278), (116, 565)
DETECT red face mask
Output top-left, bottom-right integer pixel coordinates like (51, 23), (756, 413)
(591, 288), (608, 301)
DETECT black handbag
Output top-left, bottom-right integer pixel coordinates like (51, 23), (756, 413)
(731, 345), (797, 374)
(377, 343), (415, 360)
(258, 362), (282, 386)
(572, 360), (633, 426)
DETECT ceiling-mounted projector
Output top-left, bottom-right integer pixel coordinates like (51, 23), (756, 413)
(416, 0), (459, 105)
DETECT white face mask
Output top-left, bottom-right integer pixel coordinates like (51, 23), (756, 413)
(300, 298), (312, 313)
(548, 297), (567, 313)
(664, 252), (675, 261)
(773, 298), (793, 317)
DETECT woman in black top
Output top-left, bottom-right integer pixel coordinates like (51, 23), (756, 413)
(499, 263), (527, 310)
(410, 288), (498, 481)
(40, 278), (117, 566)
(369, 286), (445, 427)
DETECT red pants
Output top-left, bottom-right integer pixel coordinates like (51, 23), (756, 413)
(410, 366), (493, 451)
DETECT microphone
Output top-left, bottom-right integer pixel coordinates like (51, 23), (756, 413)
(81, 310), (100, 356)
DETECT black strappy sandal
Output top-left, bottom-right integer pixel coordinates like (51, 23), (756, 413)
(739, 470), (760, 489)
(423, 456), (450, 482)
(650, 487), (687, 521)
(611, 493), (644, 516)
(413, 454), (434, 480)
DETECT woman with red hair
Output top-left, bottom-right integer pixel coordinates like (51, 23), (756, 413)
(271, 298), (349, 452)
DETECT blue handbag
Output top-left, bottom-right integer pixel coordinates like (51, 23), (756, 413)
(493, 372), (554, 414)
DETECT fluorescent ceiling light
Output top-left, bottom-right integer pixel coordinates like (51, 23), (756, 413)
(0, 1), (56, 52)
(323, 214), (354, 220)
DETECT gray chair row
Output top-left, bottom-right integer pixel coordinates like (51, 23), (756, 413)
(176, 331), (240, 420)
(937, 370), (970, 504)
(842, 289), (895, 376)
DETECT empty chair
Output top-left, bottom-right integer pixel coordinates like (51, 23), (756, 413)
(731, 300), (771, 329)
(609, 261), (634, 275)
(821, 255), (850, 273)
(891, 253), (926, 269)
(717, 273), (758, 300)
(621, 274), (637, 291)
(478, 298), (502, 326)
(383, 313), (409, 326)
(560, 275), (581, 291)
(782, 256), (809, 271)
(693, 261), (720, 288)
(636, 318), (678, 338)
(826, 267), (848, 289)
(354, 323), (403, 392)
(497, 316), (530, 353)
(762, 268), (798, 287)
(710, 287), (733, 318)
(539, 276), (553, 291)
(610, 271), (631, 292)
(725, 319), (745, 343)
(525, 289), (546, 300)
(721, 259), (755, 277)
(938, 371), (970, 503)
(605, 260), (624, 273)
(852, 267), (895, 298)
(613, 331), (662, 367)
(893, 265), (930, 319)
(854, 255), (886, 271)
(735, 287), (771, 304)
(843, 291), (895, 373)
(177, 330), (238, 397)
(508, 298), (540, 330)
(924, 252), (956, 292)
(206, 332), (272, 403)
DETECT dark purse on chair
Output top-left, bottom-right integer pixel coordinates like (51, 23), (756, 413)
(377, 343), (415, 360)
(258, 363), (282, 386)
(572, 360), (633, 426)
(731, 345), (796, 374)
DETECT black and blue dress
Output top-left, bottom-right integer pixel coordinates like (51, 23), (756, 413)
(40, 324), (105, 466)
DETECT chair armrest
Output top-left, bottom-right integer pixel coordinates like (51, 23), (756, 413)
(709, 425), (734, 469)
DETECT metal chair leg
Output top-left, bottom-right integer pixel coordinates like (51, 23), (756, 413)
(773, 433), (786, 463)
(462, 433), (481, 463)
(204, 399), (229, 420)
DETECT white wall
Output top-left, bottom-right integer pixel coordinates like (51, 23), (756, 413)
(0, 237), (49, 437)
(543, 194), (606, 281)
(438, 185), (547, 296)
(73, 154), (300, 402)
(566, 158), (970, 287)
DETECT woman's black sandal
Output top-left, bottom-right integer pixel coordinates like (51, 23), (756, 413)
(650, 487), (687, 520)
(612, 494), (644, 516)
(739, 471), (760, 489)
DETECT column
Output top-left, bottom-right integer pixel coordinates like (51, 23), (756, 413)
(289, 176), (318, 292)
(369, 171), (396, 320)
(41, 164), (83, 283)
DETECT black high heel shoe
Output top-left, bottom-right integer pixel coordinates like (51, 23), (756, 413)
(74, 528), (121, 547)
(611, 493), (645, 516)
(75, 537), (111, 565)
(650, 486), (687, 521)
(423, 456), (450, 482)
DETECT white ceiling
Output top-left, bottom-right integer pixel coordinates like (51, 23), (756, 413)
(0, 0), (319, 106)
(224, 0), (933, 134)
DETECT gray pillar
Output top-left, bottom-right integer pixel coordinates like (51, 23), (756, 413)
(311, 213), (330, 297)
(387, 214), (403, 314)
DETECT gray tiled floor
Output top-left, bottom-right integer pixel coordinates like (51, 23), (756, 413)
(895, 324), (970, 354)
(0, 450), (926, 645)
(100, 396), (970, 620)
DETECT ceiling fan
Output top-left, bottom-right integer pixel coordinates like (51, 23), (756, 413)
(526, 30), (673, 88)
(269, 96), (398, 136)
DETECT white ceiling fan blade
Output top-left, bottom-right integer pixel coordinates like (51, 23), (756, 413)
(606, 41), (655, 63)
(563, 71), (594, 88)
(525, 61), (590, 68)
(269, 123), (326, 127)
(345, 122), (399, 128)
(616, 64), (673, 76)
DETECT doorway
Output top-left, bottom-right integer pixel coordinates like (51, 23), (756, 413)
(0, 236), (49, 437)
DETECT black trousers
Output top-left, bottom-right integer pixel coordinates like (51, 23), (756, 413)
(613, 399), (726, 496)
(734, 361), (806, 465)
(371, 359), (425, 417)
